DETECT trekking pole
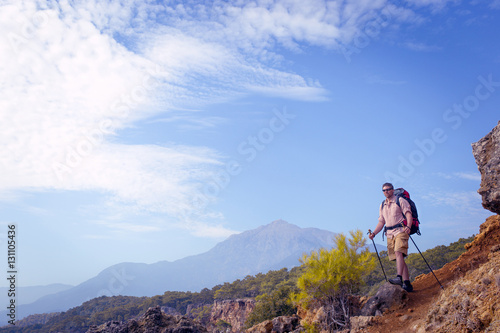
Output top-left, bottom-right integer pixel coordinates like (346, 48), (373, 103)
(409, 235), (444, 289)
(368, 229), (387, 282)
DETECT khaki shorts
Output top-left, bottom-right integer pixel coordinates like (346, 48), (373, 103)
(387, 232), (409, 261)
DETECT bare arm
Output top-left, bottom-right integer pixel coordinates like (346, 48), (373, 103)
(404, 211), (413, 234)
(369, 220), (385, 240)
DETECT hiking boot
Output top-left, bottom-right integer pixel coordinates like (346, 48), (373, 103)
(388, 276), (403, 286)
(403, 282), (413, 292)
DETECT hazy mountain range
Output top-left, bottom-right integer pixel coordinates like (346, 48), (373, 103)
(1, 220), (385, 325)
(0, 284), (73, 306)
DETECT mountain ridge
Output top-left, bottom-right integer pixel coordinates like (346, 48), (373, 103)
(0, 284), (73, 306)
(3, 219), (360, 325)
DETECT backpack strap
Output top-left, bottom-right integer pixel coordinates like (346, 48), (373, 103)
(381, 200), (386, 241)
(395, 196), (402, 208)
(396, 196), (410, 223)
(385, 223), (404, 231)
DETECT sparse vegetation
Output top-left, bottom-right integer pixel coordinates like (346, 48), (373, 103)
(291, 230), (376, 331)
(244, 284), (298, 328)
(0, 234), (472, 333)
(214, 319), (231, 332)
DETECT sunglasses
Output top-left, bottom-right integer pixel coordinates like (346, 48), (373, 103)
(382, 188), (394, 192)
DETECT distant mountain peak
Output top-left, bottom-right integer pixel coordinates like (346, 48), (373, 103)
(246, 219), (302, 237)
(270, 219), (289, 225)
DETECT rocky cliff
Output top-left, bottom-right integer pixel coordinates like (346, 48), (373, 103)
(86, 299), (297, 333)
(208, 299), (255, 332)
(472, 121), (500, 214)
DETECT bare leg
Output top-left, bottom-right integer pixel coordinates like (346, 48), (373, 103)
(395, 251), (409, 281)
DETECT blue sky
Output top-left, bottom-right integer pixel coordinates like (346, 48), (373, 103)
(0, 0), (499, 288)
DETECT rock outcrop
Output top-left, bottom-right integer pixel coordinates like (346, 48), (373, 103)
(472, 121), (500, 214)
(246, 315), (302, 333)
(87, 306), (207, 333)
(208, 299), (255, 332)
(294, 295), (365, 333)
(349, 315), (376, 332)
(360, 283), (408, 317)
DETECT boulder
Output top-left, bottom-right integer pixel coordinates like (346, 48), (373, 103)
(472, 121), (500, 214)
(350, 316), (375, 332)
(246, 315), (302, 333)
(360, 282), (408, 316)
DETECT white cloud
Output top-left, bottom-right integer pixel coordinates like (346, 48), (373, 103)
(59, 144), (223, 213)
(0, 2), (229, 236)
(454, 172), (481, 182)
(404, 41), (443, 52)
(405, 0), (459, 12)
(434, 172), (481, 181)
(217, 0), (342, 50)
(1, 4), (151, 185)
(149, 115), (227, 131)
(185, 220), (240, 239)
(422, 190), (484, 213)
(0, 0), (455, 238)
(490, 0), (500, 9)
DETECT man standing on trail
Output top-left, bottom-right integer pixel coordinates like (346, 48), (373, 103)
(369, 183), (414, 292)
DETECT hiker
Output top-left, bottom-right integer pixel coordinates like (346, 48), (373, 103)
(369, 183), (413, 292)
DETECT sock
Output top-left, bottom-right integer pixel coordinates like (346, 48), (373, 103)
(404, 280), (411, 286)
(397, 275), (402, 281)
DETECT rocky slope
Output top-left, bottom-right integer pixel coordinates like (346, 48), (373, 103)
(360, 214), (500, 333)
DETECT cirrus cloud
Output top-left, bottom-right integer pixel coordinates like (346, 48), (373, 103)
(0, 0), (452, 237)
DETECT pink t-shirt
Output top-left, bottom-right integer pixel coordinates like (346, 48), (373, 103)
(378, 196), (412, 239)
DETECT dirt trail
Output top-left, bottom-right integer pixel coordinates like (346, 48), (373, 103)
(366, 215), (500, 333)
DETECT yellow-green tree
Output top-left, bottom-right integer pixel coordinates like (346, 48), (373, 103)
(291, 229), (375, 331)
